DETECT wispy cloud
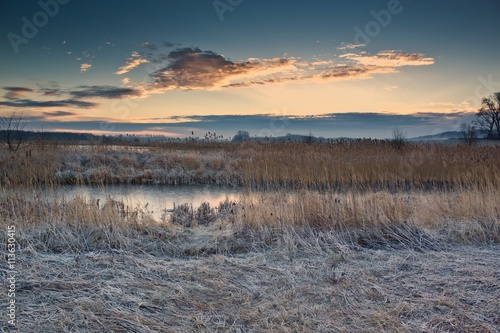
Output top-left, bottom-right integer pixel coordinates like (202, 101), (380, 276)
(69, 85), (143, 99)
(42, 111), (77, 117)
(340, 50), (435, 67)
(2, 86), (35, 100)
(384, 85), (399, 91)
(337, 43), (365, 50)
(37, 82), (63, 96)
(0, 98), (97, 109)
(141, 42), (158, 51)
(115, 52), (150, 75)
(80, 63), (92, 72)
(162, 41), (180, 48)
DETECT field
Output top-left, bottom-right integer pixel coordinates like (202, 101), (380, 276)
(1, 140), (499, 332)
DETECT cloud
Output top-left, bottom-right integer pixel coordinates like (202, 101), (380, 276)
(2, 86), (35, 100)
(69, 85), (143, 99)
(0, 98), (97, 109)
(115, 52), (150, 75)
(146, 47), (297, 92)
(340, 50), (435, 67)
(162, 41), (180, 48)
(136, 47), (434, 93)
(42, 111), (77, 117)
(141, 42), (158, 51)
(80, 63), (92, 72)
(37, 83), (63, 97)
(384, 85), (399, 91)
(20, 112), (474, 139)
(337, 43), (366, 50)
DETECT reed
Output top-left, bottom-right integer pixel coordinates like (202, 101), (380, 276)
(1, 140), (499, 190)
(235, 141), (500, 190)
(1, 187), (498, 257)
(236, 188), (500, 248)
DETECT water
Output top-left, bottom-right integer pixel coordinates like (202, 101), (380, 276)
(15, 184), (246, 221)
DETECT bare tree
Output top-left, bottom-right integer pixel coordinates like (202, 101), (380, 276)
(391, 128), (407, 150)
(475, 92), (500, 139)
(459, 123), (477, 145)
(474, 109), (495, 138)
(0, 112), (26, 153)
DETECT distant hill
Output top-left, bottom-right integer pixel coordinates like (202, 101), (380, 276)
(409, 130), (489, 141)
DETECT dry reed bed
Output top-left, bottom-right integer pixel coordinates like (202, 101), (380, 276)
(239, 188), (500, 245)
(1, 187), (498, 256)
(1, 141), (499, 189)
(235, 141), (500, 190)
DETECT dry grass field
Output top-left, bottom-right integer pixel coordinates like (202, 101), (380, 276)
(1, 141), (499, 332)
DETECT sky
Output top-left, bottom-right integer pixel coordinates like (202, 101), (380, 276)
(1, 0), (500, 139)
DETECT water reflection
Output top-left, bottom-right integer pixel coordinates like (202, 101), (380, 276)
(25, 185), (246, 221)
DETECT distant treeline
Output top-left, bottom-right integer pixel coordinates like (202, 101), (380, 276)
(0, 130), (174, 144)
(0, 130), (99, 142)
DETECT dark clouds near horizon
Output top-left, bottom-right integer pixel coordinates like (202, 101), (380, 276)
(19, 112), (475, 139)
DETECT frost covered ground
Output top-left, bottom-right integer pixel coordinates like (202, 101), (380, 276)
(8, 243), (500, 332)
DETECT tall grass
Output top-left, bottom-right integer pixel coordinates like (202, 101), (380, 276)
(236, 141), (500, 190)
(1, 140), (499, 190)
(1, 187), (498, 258)
(1, 140), (498, 254)
(236, 188), (500, 248)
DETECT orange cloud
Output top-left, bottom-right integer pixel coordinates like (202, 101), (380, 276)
(80, 63), (92, 72)
(115, 52), (150, 75)
(119, 47), (434, 95)
(340, 50), (435, 67)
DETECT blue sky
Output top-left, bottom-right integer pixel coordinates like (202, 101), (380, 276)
(1, 0), (499, 138)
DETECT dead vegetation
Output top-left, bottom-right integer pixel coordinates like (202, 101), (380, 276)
(1, 189), (499, 332)
(1, 140), (499, 189)
(1, 141), (499, 332)
(2, 241), (499, 332)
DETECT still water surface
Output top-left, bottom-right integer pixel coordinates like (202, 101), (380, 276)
(21, 185), (247, 221)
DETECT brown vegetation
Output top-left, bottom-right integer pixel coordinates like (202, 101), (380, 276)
(1, 140), (499, 189)
(1, 140), (499, 332)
